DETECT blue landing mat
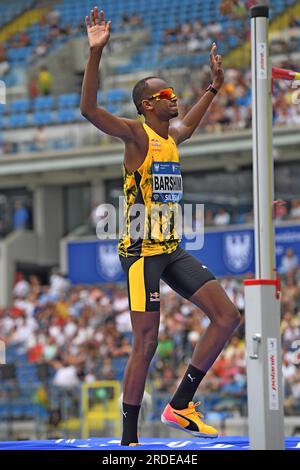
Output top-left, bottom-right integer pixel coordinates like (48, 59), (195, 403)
(0, 437), (299, 450)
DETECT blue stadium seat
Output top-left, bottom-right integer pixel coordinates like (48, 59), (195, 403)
(105, 89), (129, 103)
(106, 103), (120, 114)
(6, 46), (33, 64)
(33, 96), (54, 111)
(97, 90), (105, 104)
(56, 108), (77, 123)
(11, 404), (23, 419)
(0, 0), (32, 28)
(0, 403), (8, 420)
(57, 93), (80, 108)
(7, 113), (29, 128)
(2, 0), (293, 73)
(24, 403), (38, 417)
(10, 99), (30, 113)
(32, 111), (52, 126)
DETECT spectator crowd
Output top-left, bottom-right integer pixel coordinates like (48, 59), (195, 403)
(0, 3), (299, 157)
(0, 262), (300, 416)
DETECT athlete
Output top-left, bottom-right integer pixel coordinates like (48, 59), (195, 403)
(81, 7), (241, 446)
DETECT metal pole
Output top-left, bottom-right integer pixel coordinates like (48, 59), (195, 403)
(244, 5), (284, 450)
(251, 5), (274, 279)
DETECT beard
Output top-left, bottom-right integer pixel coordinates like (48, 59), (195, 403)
(169, 108), (179, 118)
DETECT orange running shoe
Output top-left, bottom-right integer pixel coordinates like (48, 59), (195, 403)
(161, 401), (218, 438)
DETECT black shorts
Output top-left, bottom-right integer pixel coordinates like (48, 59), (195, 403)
(119, 245), (215, 312)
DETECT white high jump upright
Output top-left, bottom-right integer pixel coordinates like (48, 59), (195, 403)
(244, 5), (284, 450)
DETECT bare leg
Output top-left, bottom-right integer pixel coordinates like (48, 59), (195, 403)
(123, 310), (160, 405)
(189, 280), (241, 371)
(168, 280), (241, 411)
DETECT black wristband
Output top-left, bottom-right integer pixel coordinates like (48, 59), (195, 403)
(206, 84), (218, 95)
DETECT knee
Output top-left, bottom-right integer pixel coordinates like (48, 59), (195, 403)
(214, 305), (241, 330)
(144, 339), (158, 361)
(133, 337), (158, 362)
(227, 306), (241, 330)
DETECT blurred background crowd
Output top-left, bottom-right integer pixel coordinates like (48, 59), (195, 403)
(0, 0), (299, 156)
(1, 264), (300, 421)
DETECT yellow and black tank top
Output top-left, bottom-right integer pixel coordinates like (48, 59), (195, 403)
(118, 123), (183, 257)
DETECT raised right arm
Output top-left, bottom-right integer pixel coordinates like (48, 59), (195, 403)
(80, 7), (137, 141)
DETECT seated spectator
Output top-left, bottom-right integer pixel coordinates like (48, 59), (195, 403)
(27, 338), (44, 363)
(120, 13), (131, 30)
(53, 361), (80, 388)
(19, 32), (31, 47)
(38, 65), (53, 96)
(164, 22), (181, 44)
(232, 0), (247, 19)
(213, 207), (231, 226)
(280, 248), (299, 275)
(289, 200), (300, 220)
(220, 0), (249, 18)
(288, 14), (300, 28)
(0, 43), (9, 79)
(13, 273), (30, 298)
(43, 336), (58, 362)
(28, 75), (39, 99)
(130, 12), (144, 30)
(281, 311), (300, 348)
(32, 41), (49, 61)
(33, 125), (48, 152)
(273, 200), (288, 222)
(49, 269), (70, 300)
(47, 8), (61, 27)
(179, 21), (194, 41)
(204, 209), (214, 227)
(281, 274), (299, 312)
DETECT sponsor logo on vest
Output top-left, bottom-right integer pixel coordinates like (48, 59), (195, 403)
(150, 292), (160, 302)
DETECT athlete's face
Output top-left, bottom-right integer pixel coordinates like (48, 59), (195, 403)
(142, 78), (179, 120)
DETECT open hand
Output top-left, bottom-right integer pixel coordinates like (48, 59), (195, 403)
(210, 43), (224, 90)
(85, 6), (111, 50)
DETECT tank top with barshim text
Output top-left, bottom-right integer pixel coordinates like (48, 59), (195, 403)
(118, 123), (183, 257)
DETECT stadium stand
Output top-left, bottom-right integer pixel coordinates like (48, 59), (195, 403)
(1, 268), (300, 427)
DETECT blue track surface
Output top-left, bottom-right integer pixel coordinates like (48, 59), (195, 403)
(0, 437), (299, 450)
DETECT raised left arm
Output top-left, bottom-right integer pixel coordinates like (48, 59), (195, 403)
(170, 43), (224, 145)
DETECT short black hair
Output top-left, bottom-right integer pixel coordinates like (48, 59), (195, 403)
(132, 76), (158, 115)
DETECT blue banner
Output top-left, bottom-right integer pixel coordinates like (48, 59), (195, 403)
(67, 224), (300, 283)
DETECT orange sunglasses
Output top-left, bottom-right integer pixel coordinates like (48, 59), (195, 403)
(138, 87), (177, 112)
(147, 87), (177, 102)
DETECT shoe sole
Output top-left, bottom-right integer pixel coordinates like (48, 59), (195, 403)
(161, 415), (218, 438)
